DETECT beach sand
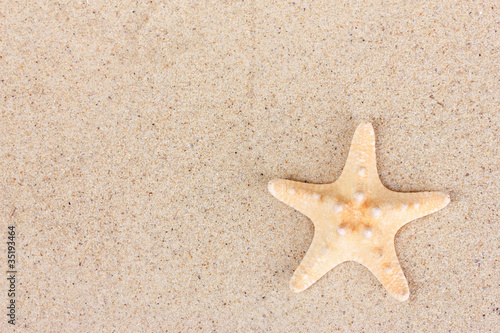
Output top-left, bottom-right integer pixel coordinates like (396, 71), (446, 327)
(1, 1), (498, 331)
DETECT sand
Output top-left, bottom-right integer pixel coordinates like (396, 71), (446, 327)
(1, 1), (498, 332)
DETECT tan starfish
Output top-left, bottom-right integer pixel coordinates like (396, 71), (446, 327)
(268, 122), (450, 301)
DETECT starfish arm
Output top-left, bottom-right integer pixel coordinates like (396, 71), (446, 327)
(289, 234), (344, 292)
(268, 179), (328, 219)
(381, 191), (450, 230)
(361, 242), (410, 301)
(337, 122), (382, 188)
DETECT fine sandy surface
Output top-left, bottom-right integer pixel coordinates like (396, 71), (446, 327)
(1, 1), (499, 332)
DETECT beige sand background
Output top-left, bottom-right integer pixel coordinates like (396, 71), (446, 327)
(1, 0), (499, 332)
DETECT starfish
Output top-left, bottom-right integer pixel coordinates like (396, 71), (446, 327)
(268, 122), (450, 301)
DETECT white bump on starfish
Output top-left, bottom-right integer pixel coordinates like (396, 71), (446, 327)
(371, 207), (382, 219)
(337, 226), (347, 236)
(353, 191), (366, 205)
(268, 122), (450, 301)
(334, 202), (343, 214)
(362, 226), (373, 239)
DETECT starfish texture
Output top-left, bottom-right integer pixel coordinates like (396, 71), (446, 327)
(268, 122), (450, 301)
